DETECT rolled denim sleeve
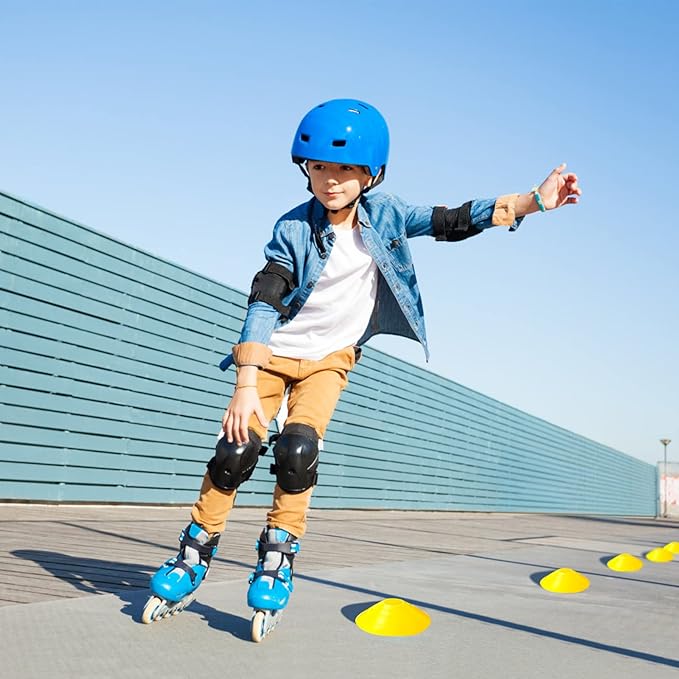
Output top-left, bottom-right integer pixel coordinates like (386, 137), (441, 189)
(473, 196), (524, 231)
(469, 198), (497, 229)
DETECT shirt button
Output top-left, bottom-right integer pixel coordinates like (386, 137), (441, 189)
(306, 282), (314, 289)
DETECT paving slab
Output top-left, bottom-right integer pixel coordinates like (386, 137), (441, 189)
(1, 505), (678, 679)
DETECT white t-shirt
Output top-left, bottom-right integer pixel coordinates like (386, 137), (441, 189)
(268, 226), (377, 361)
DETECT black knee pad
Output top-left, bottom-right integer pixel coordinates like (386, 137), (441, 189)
(207, 430), (266, 490)
(271, 423), (319, 493)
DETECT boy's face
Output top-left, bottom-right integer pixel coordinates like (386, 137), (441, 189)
(306, 161), (373, 211)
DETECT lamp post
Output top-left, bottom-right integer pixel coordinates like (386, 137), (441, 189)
(660, 438), (671, 518)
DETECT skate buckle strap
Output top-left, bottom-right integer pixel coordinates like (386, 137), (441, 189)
(182, 533), (219, 560)
(251, 569), (292, 584)
(170, 559), (200, 585)
(262, 569), (291, 582)
(257, 541), (300, 555)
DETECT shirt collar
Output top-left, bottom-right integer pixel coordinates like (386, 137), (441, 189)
(309, 196), (372, 233)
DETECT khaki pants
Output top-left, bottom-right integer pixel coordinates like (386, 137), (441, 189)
(190, 345), (356, 538)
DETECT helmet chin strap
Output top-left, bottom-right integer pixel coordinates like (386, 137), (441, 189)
(327, 170), (377, 214)
(296, 162), (379, 214)
(328, 194), (361, 214)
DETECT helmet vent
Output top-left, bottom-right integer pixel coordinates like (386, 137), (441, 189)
(331, 139), (347, 147)
(300, 133), (310, 142)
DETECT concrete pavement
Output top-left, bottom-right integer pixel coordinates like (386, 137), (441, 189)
(1, 505), (678, 678)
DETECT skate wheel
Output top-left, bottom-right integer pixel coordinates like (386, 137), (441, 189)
(251, 610), (266, 643)
(175, 593), (194, 615)
(141, 596), (164, 624)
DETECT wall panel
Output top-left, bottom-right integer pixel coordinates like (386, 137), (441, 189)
(0, 191), (657, 514)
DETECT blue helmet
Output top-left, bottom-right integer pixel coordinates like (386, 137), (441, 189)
(291, 99), (389, 185)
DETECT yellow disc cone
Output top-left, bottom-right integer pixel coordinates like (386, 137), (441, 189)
(355, 598), (431, 636)
(539, 568), (590, 594)
(606, 553), (643, 572)
(645, 547), (674, 563)
(663, 541), (679, 554)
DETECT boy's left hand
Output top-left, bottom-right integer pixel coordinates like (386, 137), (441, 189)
(536, 163), (581, 210)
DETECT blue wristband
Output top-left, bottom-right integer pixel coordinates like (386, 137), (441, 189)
(531, 186), (546, 212)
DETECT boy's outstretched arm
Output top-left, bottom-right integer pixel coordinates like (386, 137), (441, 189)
(514, 163), (581, 218)
(404, 163), (581, 239)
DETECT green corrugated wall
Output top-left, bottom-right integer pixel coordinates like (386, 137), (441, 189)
(0, 190), (657, 514)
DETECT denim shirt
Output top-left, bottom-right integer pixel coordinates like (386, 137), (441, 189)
(219, 192), (521, 370)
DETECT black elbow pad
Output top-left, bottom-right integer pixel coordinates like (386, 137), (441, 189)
(432, 202), (481, 242)
(248, 262), (296, 318)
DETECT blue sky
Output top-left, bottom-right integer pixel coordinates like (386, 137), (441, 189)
(2, 1), (677, 465)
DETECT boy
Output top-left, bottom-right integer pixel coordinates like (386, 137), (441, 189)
(143, 99), (581, 640)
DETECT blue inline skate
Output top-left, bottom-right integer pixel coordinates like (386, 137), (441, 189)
(142, 522), (220, 624)
(247, 527), (300, 642)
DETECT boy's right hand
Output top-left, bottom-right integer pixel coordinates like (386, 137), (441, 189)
(222, 386), (269, 446)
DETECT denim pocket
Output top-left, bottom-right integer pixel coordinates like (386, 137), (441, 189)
(387, 237), (414, 272)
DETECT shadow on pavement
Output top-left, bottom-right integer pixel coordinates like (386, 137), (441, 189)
(340, 601), (373, 623)
(303, 573), (679, 669)
(13, 549), (252, 639)
(466, 553), (679, 589)
(11, 548), (679, 668)
(12, 549), (152, 595)
(529, 570), (553, 587)
(558, 515), (679, 530)
(57, 521), (252, 570)
(116, 588), (251, 640)
(191, 600), (251, 640)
